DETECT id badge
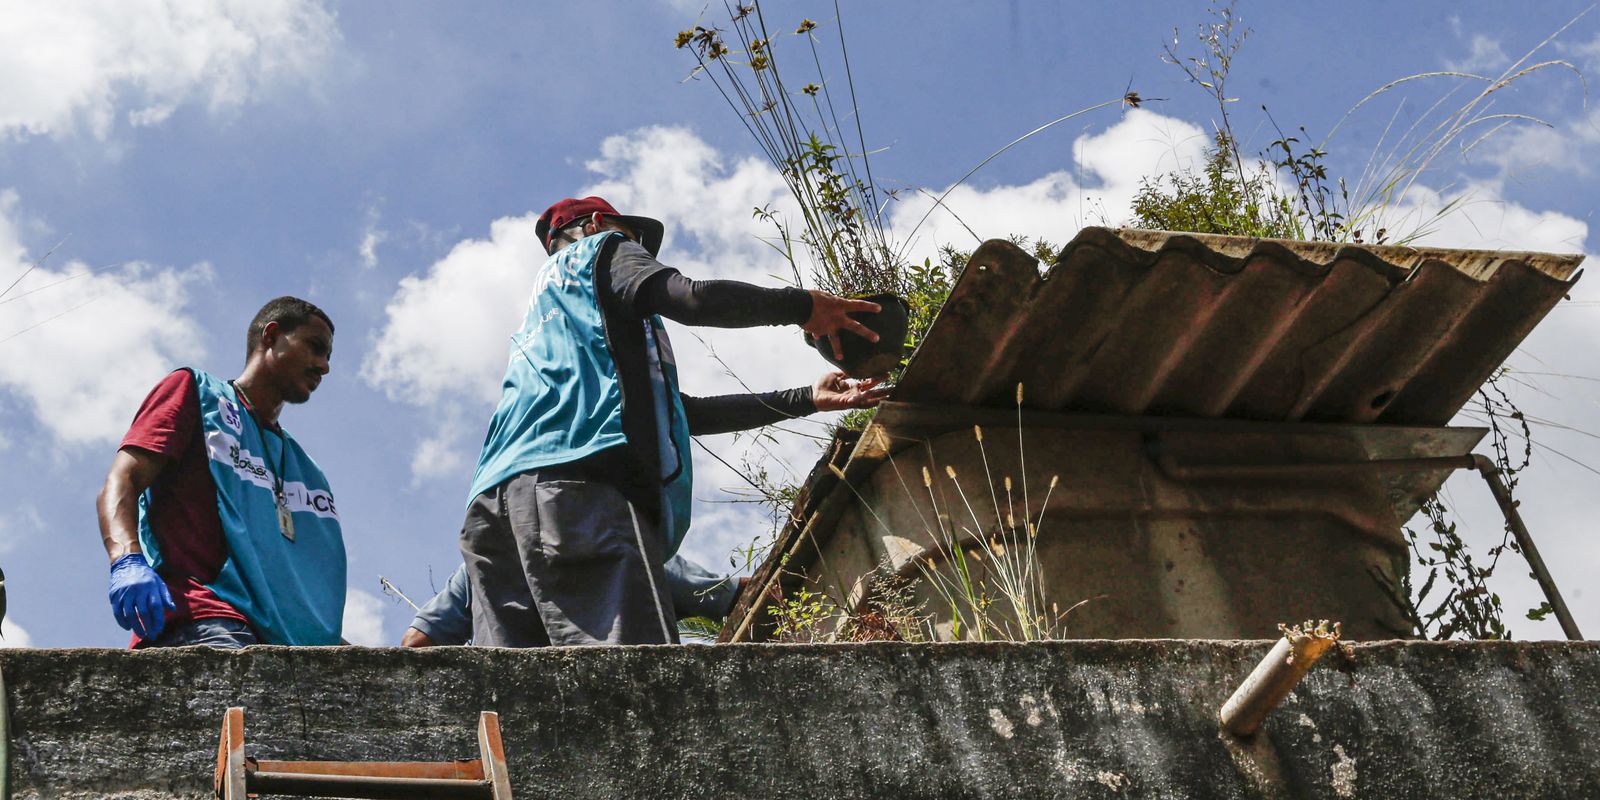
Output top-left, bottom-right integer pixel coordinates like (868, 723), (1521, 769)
(277, 501), (296, 541)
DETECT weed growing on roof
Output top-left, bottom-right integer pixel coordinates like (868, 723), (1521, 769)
(1145, 0), (1587, 246)
(676, 2), (901, 297)
(676, 1), (1123, 298)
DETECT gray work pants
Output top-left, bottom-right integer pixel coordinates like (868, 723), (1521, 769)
(459, 471), (678, 646)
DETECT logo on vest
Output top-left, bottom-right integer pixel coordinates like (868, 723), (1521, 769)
(221, 397), (242, 432)
(227, 442), (270, 483)
(285, 483), (339, 519)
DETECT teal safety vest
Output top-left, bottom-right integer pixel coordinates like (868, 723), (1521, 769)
(468, 231), (695, 555)
(138, 369), (346, 645)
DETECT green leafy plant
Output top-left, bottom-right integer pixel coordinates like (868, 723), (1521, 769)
(766, 585), (838, 642)
(678, 615), (725, 642)
(1131, 131), (1301, 239)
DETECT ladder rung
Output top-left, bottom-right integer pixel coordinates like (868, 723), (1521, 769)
(252, 759), (485, 781)
(249, 771), (494, 799)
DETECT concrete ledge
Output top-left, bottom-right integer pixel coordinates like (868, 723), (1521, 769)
(4, 640), (1598, 798)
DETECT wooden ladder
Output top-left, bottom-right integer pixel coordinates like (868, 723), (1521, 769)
(214, 706), (514, 799)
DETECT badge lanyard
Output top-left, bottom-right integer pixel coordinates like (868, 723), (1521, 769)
(231, 382), (295, 541)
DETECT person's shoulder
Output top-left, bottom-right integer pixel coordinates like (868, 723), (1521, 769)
(139, 368), (199, 411)
(155, 367), (196, 389)
(606, 237), (665, 266)
(601, 238), (674, 295)
(121, 368), (201, 451)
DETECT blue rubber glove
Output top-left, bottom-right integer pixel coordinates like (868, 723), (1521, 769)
(108, 553), (174, 640)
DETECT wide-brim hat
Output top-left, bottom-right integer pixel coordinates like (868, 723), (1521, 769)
(536, 196), (665, 257)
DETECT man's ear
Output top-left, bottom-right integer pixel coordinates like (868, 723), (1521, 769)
(259, 320), (282, 351)
(585, 211), (604, 235)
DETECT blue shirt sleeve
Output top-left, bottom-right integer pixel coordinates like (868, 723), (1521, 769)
(665, 554), (737, 620)
(409, 564), (472, 645)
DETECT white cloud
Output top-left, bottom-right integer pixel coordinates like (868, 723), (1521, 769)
(0, 506), (43, 555)
(1477, 108), (1600, 178)
(341, 587), (387, 646)
(882, 109), (1209, 263)
(0, 618), (33, 648)
(0, 191), (212, 447)
(1557, 29), (1600, 67)
(359, 202), (387, 270)
(582, 125), (790, 274)
(1365, 177), (1588, 253)
(361, 212), (547, 409)
(410, 416), (471, 486)
(660, 0), (711, 15)
(1446, 33), (1510, 73)
(0, 0), (339, 140)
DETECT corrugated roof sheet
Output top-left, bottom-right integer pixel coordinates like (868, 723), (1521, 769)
(895, 227), (1584, 425)
(722, 229), (1584, 641)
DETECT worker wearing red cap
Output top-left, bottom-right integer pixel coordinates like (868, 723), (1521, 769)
(458, 196), (886, 646)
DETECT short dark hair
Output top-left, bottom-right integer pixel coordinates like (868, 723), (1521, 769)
(545, 219), (590, 254)
(246, 296), (334, 358)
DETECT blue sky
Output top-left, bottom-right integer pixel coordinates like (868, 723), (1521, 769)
(4, 1), (1600, 647)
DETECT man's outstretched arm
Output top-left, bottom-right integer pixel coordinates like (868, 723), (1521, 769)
(613, 242), (883, 356)
(681, 371), (890, 436)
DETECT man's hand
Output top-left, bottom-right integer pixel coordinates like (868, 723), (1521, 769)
(813, 371), (891, 412)
(803, 291), (882, 361)
(400, 627), (435, 648)
(108, 553), (174, 640)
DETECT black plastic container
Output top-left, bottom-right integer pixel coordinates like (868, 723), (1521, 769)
(805, 292), (910, 378)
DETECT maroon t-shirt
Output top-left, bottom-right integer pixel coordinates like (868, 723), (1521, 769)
(119, 369), (250, 643)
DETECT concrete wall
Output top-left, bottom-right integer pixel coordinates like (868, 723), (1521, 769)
(800, 426), (1447, 641)
(4, 641), (1597, 799)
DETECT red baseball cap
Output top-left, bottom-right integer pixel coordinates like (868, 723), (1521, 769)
(536, 196), (665, 257)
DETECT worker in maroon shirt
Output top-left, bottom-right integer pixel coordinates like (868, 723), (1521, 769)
(96, 296), (344, 648)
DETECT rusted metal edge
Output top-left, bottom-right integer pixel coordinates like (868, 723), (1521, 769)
(1220, 623), (1342, 737)
(873, 401), (1488, 443)
(477, 711), (513, 800)
(1156, 453), (1479, 481)
(215, 707), (245, 800)
(897, 232), (1580, 426)
(1109, 227), (1586, 282)
(1471, 457), (1584, 641)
